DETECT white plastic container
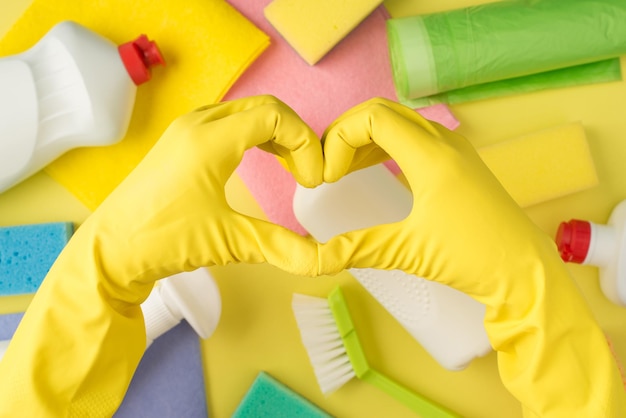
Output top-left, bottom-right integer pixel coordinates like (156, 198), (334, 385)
(141, 268), (222, 349)
(0, 339), (9, 362)
(0, 269), (221, 362)
(0, 20), (164, 194)
(556, 200), (626, 306)
(293, 164), (492, 371)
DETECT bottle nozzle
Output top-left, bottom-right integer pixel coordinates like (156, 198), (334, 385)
(118, 34), (165, 85)
(556, 219), (591, 263)
(141, 268), (222, 349)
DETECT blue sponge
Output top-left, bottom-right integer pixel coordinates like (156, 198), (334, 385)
(0, 222), (74, 296)
(233, 372), (331, 418)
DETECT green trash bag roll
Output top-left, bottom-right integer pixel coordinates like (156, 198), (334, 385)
(387, 0), (626, 106)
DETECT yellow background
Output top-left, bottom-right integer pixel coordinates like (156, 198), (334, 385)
(2, 1), (626, 417)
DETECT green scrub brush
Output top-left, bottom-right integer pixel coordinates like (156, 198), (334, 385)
(292, 287), (461, 418)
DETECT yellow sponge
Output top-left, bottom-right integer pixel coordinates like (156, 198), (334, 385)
(264, 0), (382, 65)
(477, 122), (598, 207)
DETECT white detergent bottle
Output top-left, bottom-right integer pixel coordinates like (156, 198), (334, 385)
(0, 268), (222, 362)
(556, 200), (626, 307)
(293, 164), (492, 371)
(141, 268), (223, 349)
(0, 20), (165, 194)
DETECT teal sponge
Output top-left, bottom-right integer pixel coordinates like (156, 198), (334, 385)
(0, 222), (74, 295)
(233, 372), (331, 418)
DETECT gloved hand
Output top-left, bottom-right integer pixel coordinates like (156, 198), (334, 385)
(318, 98), (626, 417)
(0, 95), (324, 417)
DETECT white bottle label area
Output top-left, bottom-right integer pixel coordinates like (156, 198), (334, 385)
(0, 59), (38, 181)
(293, 164), (492, 370)
(0, 21), (140, 194)
(24, 37), (92, 150)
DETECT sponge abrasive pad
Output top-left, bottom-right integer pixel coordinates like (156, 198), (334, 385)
(233, 372), (331, 418)
(0, 222), (73, 296)
(264, 0), (383, 65)
(478, 122), (598, 207)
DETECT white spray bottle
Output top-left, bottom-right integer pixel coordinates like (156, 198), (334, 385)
(0, 268), (222, 362)
(141, 268), (222, 349)
(0, 20), (165, 194)
(293, 164), (491, 371)
(556, 200), (626, 306)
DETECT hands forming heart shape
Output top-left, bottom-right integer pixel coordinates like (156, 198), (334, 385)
(3, 95), (624, 417)
(92, 95), (555, 303)
(96, 94), (620, 415)
(83, 94), (581, 310)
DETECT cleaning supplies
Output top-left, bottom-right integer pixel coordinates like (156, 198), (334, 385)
(233, 372), (332, 418)
(0, 222), (74, 296)
(387, 0), (626, 106)
(0, 20), (164, 194)
(141, 268), (222, 348)
(264, 0), (383, 65)
(317, 97), (626, 415)
(114, 322), (208, 418)
(0, 96), (325, 417)
(292, 287), (460, 417)
(293, 164), (491, 371)
(477, 122), (598, 207)
(556, 200), (626, 306)
(0, 0), (270, 210)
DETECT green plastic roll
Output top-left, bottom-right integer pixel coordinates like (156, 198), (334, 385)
(387, 0), (626, 106)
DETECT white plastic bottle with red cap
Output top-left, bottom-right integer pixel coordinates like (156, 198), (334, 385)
(0, 20), (165, 194)
(556, 200), (626, 306)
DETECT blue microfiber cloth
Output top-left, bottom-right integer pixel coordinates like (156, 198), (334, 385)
(0, 222), (74, 296)
(115, 322), (207, 417)
(0, 313), (23, 340)
(233, 372), (331, 418)
(0, 313), (25, 360)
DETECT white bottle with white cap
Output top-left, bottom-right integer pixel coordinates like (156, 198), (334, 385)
(141, 268), (223, 349)
(292, 164), (492, 371)
(556, 200), (626, 306)
(0, 20), (165, 194)
(0, 268), (221, 362)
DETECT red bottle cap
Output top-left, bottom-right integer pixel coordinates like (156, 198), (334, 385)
(555, 219), (591, 263)
(118, 34), (165, 85)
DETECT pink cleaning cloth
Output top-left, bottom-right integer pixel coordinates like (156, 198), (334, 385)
(226, 1), (459, 234)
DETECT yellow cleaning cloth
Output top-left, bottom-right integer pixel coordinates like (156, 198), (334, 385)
(0, 0), (269, 210)
(477, 122), (598, 207)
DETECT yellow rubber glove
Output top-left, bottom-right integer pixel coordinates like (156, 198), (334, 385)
(318, 98), (626, 417)
(0, 96), (323, 417)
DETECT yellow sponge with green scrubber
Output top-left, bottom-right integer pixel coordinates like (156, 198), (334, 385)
(477, 122), (598, 207)
(264, 0), (383, 65)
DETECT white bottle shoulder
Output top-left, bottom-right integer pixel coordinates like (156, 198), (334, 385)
(0, 21), (138, 194)
(600, 200), (626, 305)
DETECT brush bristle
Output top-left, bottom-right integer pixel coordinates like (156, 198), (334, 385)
(292, 293), (356, 394)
